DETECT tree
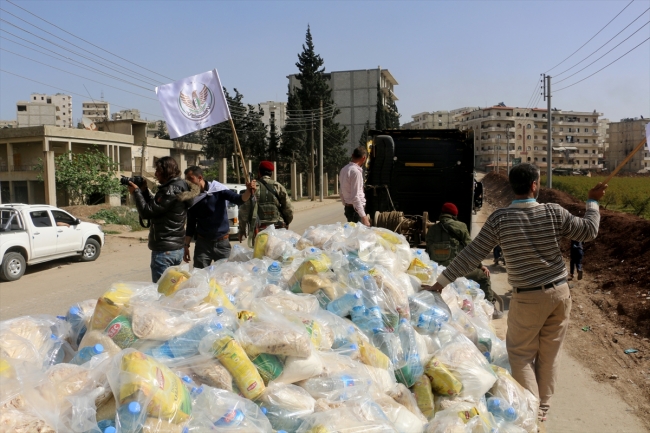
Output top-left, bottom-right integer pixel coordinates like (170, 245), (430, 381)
(268, 116), (280, 162)
(155, 121), (169, 139)
(374, 83), (400, 130)
(375, 83), (387, 130)
(36, 148), (121, 205)
(359, 120), (371, 147)
(290, 26), (348, 177)
(279, 84), (308, 173)
(386, 94), (401, 129)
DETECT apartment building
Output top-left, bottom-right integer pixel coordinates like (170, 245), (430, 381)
(112, 109), (141, 121)
(0, 120), (203, 206)
(605, 118), (649, 173)
(288, 67), (398, 151)
(82, 101), (111, 124)
(16, 93), (73, 128)
(258, 101), (287, 134)
(403, 107), (479, 129)
(457, 106), (606, 172)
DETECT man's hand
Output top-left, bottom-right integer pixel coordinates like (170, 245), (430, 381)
(361, 215), (371, 227)
(425, 282), (445, 293)
(588, 182), (608, 201)
(246, 180), (257, 194)
(238, 232), (246, 243)
(183, 246), (191, 263)
(481, 266), (491, 277)
(127, 181), (139, 194)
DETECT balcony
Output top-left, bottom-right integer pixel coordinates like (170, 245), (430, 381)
(9, 165), (38, 172)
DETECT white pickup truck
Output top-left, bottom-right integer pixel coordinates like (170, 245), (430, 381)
(0, 204), (105, 282)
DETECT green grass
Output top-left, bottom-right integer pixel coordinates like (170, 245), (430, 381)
(542, 175), (650, 219)
(90, 207), (146, 231)
(103, 230), (121, 235)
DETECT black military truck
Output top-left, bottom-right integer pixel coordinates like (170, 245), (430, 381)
(365, 128), (482, 247)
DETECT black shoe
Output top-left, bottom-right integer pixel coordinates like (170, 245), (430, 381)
(578, 270), (583, 280)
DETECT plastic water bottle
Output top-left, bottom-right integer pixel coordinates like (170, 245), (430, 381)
(350, 305), (369, 330)
(372, 329), (403, 365)
(416, 313), (443, 334)
(408, 292), (450, 323)
(261, 402), (303, 431)
(46, 334), (65, 366)
(70, 344), (104, 365)
(266, 261), (282, 285)
(301, 374), (368, 400)
(327, 290), (362, 317)
(396, 319), (424, 386)
(331, 325), (356, 349)
(215, 408), (245, 427)
(487, 397), (518, 422)
(215, 307), (237, 333)
(117, 401), (143, 433)
(151, 322), (224, 359)
(346, 252), (370, 271)
(366, 306), (384, 331)
(96, 419), (115, 432)
(66, 305), (87, 346)
(335, 342), (359, 358)
(103, 427), (116, 433)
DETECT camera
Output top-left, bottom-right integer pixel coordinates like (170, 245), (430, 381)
(120, 175), (145, 187)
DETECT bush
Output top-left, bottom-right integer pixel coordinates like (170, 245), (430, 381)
(90, 207), (146, 231)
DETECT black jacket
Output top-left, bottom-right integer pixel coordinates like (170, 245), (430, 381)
(133, 177), (195, 252)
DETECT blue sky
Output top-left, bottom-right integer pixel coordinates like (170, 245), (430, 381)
(1, 0), (648, 124)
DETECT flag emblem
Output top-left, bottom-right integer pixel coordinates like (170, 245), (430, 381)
(178, 84), (214, 121)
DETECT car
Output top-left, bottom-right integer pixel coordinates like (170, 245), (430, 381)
(0, 204), (105, 281)
(224, 184), (247, 239)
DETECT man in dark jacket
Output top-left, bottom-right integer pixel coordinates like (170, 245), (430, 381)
(182, 166), (256, 268)
(128, 156), (196, 282)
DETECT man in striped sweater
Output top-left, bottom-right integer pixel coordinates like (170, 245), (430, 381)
(428, 163), (607, 424)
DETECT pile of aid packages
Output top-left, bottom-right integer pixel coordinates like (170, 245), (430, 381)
(0, 223), (540, 433)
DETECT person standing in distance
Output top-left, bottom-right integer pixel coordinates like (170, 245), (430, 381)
(340, 146), (370, 226)
(128, 156), (197, 283)
(238, 161), (293, 242)
(182, 166), (256, 268)
(425, 163), (607, 426)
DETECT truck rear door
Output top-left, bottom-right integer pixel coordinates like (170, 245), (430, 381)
(27, 210), (57, 258)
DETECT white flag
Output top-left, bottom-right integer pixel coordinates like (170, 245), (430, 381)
(156, 69), (230, 139)
(645, 122), (650, 153)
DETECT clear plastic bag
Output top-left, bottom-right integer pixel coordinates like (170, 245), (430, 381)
(258, 382), (315, 431)
(297, 223), (344, 250)
(87, 282), (159, 332)
(0, 316), (63, 369)
(489, 366), (539, 433)
(157, 265), (192, 297)
(229, 243), (254, 262)
(296, 397), (397, 432)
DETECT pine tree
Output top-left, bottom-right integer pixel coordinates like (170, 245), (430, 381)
(387, 94), (401, 129)
(268, 116), (280, 162)
(279, 84), (308, 173)
(358, 120), (371, 147)
(375, 83), (387, 130)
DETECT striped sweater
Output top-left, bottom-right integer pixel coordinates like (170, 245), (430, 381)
(438, 200), (600, 289)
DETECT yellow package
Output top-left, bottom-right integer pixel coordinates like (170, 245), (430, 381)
(157, 267), (191, 297)
(253, 233), (269, 259)
(212, 336), (265, 401)
(425, 357), (462, 396)
(119, 351), (192, 424)
(412, 374), (435, 419)
(238, 311), (256, 323)
(89, 284), (134, 331)
(359, 342), (391, 370)
(408, 258), (434, 284)
(458, 407), (480, 423)
(300, 274), (337, 300)
(205, 279), (236, 311)
(0, 358), (14, 378)
(288, 258), (332, 290)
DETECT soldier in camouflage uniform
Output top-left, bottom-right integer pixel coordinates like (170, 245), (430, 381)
(238, 161), (293, 243)
(426, 202), (502, 318)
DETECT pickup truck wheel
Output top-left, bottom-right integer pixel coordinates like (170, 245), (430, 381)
(80, 239), (101, 262)
(1, 252), (26, 282)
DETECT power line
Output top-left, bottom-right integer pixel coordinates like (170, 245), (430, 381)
(554, 36), (650, 92)
(0, 27), (160, 87)
(555, 9), (650, 78)
(545, 0), (635, 73)
(554, 20), (650, 84)
(0, 17), (161, 86)
(5, 0), (175, 81)
(524, 76), (542, 108)
(0, 69), (164, 119)
(1, 48), (158, 101)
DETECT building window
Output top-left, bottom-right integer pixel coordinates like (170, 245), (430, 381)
(534, 157), (538, 161)
(525, 113), (529, 117)
(41, 97), (44, 100)
(17, 105), (26, 111)
(527, 135), (531, 140)
(527, 157), (531, 161)
(33, 96), (37, 100)
(568, 128), (572, 132)
(543, 147), (546, 150)
(534, 114), (538, 118)
(584, 149), (588, 154)
(584, 139), (589, 143)
(516, 112), (521, 116)
(593, 129), (597, 133)
(560, 117), (564, 121)
(585, 118), (589, 122)
(517, 135), (522, 140)
(506, 112), (510, 116)
(526, 124), (531, 129)
(584, 160), (588, 164)
(543, 136), (546, 140)
(592, 149), (596, 153)
(496, 123), (501, 127)
(542, 114), (546, 118)
(542, 158), (546, 162)
(534, 146), (539, 150)
(497, 112), (501, 116)
(527, 146), (531, 151)
(517, 146), (522, 150)
(47, 99), (52, 104)
(535, 136), (538, 139)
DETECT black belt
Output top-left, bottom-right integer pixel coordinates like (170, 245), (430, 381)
(197, 234), (229, 241)
(515, 279), (567, 293)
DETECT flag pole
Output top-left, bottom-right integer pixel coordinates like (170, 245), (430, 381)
(602, 137), (647, 184)
(228, 118), (250, 182)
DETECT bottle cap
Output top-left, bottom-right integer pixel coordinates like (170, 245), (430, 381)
(69, 306), (80, 316)
(399, 318), (408, 325)
(50, 334), (57, 340)
(182, 376), (192, 383)
(104, 427), (116, 433)
(352, 305), (365, 312)
(272, 261), (279, 267)
(349, 344), (358, 350)
(372, 328), (383, 334)
(353, 290), (362, 299)
(93, 344), (104, 354)
(363, 275), (370, 281)
(347, 326), (355, 334)
(56, 315), (67, 321)
(215, 307), (224, 315)
(261, 407), (268, 415)
(128, 401), (141, 414)
(252, 266), (259, 273)
(215, 323), (223, 330)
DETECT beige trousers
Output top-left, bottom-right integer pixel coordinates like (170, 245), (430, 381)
(506, 282), (572, 410)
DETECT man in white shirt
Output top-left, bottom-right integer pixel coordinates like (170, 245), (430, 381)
(339, 146), (371, 226)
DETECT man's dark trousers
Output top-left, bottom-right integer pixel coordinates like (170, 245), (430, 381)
(344, 205), (361, 223)
(193, 235), (231, 268)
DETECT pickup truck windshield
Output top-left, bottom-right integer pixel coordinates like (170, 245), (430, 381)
(0, 210), (24, 232)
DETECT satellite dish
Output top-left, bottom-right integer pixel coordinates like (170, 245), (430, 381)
(82, 117), (97, 131)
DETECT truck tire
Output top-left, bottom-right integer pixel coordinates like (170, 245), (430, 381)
(80, 238), (101, 262)
(0, 252), (26, 282)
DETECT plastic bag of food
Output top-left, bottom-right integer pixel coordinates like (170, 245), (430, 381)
(408, 257), (436, 286)
(272, 349), (323, 385)
(299, 273), (341, 308)
(259, 382), (315, 431)
(229, 243), (253, 262)
(426, 403), (497, 433)
(412, 374), (435, 420)
(0, 316), (59, 369)
(199, 330), (266, 401)
(375, 394), (427, 433)
(78, 330), (122, 356)
(107, 350), (192, 426)
(87, 282), (158, 332)
(424, 356), (462, 397)
(157, 265), (192, 297)
(296, 223), (344, 250)
(287, 254), (332, 293)
(370, 266), (410, 320)
(65, 300), (97, 350)
(130, 304), (196, 341)
(0, 408), (56, 433)
(186, 385), (273, 432)
(296, 397), (396, 432)
(490, 366), (539, 433)
(165, 353), (233, 392)
(260, 290), (321, 315)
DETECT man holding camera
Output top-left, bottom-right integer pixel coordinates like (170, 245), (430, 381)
(127, 156), (197, 283)
(182, 166), (256, 268)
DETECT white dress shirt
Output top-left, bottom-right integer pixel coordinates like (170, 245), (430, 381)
(339, 162), (366, 218)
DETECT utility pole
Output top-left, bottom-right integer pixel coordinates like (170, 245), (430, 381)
(310, 112), (315, 201)
(319, 100), (324, 202)
(506, 126), (510, 174)
(497, 135), (501, 173)
(544, 74), (552, 188)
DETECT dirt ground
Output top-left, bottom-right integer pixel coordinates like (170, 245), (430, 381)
(483, 171), (650, 429)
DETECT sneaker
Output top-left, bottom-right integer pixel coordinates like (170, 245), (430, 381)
(578, 270), (583, 280)
(492, 309), (504, 319)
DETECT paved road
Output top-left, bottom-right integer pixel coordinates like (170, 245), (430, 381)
(0, 201), (347, 320)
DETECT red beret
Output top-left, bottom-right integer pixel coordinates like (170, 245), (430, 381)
(259, 161), (274, 172)
(441, 202), (458, 216)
